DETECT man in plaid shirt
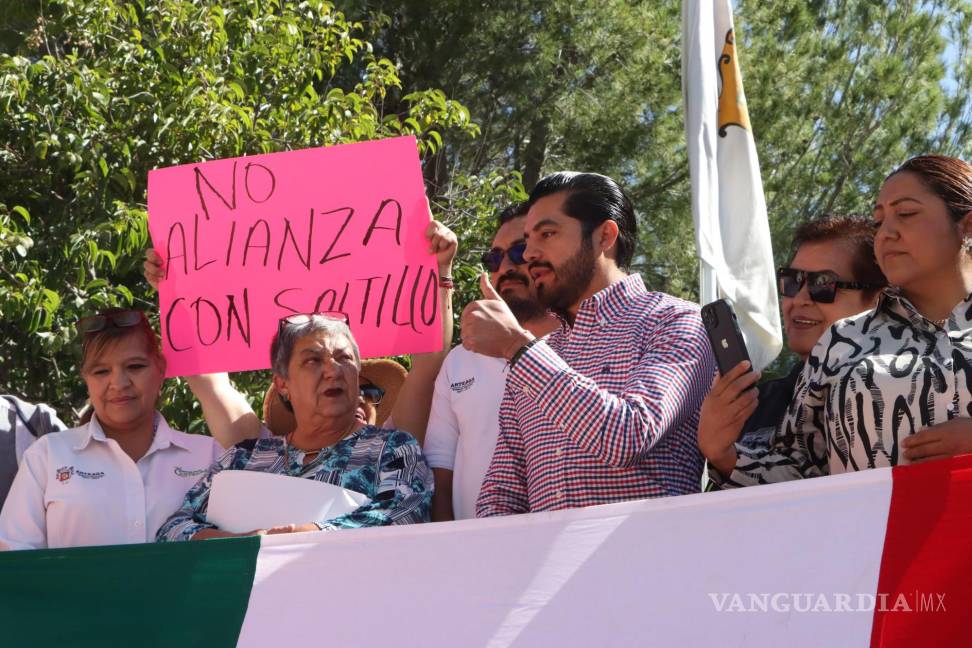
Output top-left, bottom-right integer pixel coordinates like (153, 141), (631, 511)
(461, 172), (715, 515)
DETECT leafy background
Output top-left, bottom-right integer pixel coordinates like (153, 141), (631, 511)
(2, 0), (971, 431)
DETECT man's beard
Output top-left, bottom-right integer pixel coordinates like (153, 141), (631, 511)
(497, 272), (547, 323)
(532, 239), (596, 314)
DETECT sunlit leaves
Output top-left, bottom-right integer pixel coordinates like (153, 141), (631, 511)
(0, 0), (489, 426)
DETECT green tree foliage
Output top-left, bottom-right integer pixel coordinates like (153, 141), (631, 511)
(356, 0), (972, 297)
(738, 0), (972, 256)
(0, 0), (494, 429)
(355, 0), (696, 295)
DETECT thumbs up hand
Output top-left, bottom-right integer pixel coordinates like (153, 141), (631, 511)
(460, 273), (535, 359)
(479, 271), (502, 300)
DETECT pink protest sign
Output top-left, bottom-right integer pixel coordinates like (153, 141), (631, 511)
(147, 136), (441, 377)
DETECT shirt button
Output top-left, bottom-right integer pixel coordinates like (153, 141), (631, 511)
(134, 520), (142, 527)
(555, 448), (564, 456)
(523, 386), (532, 396)
(555, 490), (565, 499)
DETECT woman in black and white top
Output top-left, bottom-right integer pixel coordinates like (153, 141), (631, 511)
(710, 154), (972, 486)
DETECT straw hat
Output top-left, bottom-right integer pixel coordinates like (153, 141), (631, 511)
(262, 358), (408, 436)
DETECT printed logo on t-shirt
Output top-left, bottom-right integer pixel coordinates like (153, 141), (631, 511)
(174, 466), (208, 478)
(76, 469), (105, 479)
(56, 466), (73, 483)
(450, 377), (475, 393)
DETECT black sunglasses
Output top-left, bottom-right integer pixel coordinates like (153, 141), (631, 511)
(481, 241), (527, 273)
(78, 310), (146, 336)
(777, 267), (880, 304)
(278, 311), (349, 334)
(360, 384), (385, 405)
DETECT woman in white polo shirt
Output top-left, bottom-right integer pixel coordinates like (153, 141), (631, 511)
(0, 309), (223, 550)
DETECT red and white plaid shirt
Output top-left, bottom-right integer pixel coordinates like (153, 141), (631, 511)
(476, 274), (714, 516)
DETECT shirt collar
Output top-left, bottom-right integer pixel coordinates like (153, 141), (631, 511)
(73, 412), (187, 452)
(877, 287), (972, 329)
(573, 273), (647, 326)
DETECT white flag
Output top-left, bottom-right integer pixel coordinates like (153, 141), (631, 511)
(682, 0), (782, 370)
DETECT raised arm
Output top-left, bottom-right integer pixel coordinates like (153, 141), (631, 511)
(709, 356), (829, 488)
(388, 220), (457, 437)
(184, 374), (261, 448)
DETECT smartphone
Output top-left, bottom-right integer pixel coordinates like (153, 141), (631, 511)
(701, 299), (751, 376)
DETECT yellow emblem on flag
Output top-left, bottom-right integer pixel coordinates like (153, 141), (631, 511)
(717, 29), (751, 137)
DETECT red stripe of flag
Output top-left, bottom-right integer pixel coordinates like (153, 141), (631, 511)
(870, 453), (972, 646)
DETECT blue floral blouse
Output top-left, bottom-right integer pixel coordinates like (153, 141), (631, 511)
(156, 426), (432, 541)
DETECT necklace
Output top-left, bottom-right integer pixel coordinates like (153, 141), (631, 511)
(282, 422), (359, 465)
(283, 432), (326, 465)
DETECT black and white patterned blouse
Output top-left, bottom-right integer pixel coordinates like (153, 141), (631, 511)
(713, 289), (972, 487)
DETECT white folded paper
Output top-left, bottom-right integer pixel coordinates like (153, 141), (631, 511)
(207, 470), (371, 533)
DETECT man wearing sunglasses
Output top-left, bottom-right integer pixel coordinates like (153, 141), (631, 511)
(698, 214), (886, 483)
(425, 203), (559, 520)
(463, 172), (716, 517)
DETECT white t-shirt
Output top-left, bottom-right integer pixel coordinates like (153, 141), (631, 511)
(424, 346), (508, 519)
(0, 413), (224, 550)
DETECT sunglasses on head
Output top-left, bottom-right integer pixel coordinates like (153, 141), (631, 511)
(78, 310), (146, 336)
(360, 384), (385, 405)
(777, 267), (880, 304)
(278, 311), (349, 334)
(481, 241), (527, 273)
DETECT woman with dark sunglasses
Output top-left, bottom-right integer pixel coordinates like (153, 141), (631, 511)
(710, 154), (972, 487)
(698, 214), (885, 483)
(0, 309), (224, 550)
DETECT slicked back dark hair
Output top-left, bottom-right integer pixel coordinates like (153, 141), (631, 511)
(789, 213), (887, 291)
(527, 172), (637, 269)
(497, 201), (530, 228)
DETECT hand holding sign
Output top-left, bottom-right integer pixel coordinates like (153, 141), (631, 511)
(425, 219), (458, 270)
(144, 248), (164, 291)
(460, 273), (534, 360)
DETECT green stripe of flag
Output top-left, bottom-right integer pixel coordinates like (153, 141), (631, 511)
(0, 536), (260, 647)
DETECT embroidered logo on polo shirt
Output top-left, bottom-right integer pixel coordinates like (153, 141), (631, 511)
(56, 466), (73, 483)
(174, 467), (208, 478)
(451, 378), (475, 393)
(76, 469), (105, 479)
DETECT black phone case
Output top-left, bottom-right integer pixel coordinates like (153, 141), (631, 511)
(701, 299), (751, 376)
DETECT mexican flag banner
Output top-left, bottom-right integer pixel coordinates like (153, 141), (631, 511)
(2, 455), (970, 647)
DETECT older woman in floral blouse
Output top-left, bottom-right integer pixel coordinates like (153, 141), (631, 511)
(711, 154), (972, 486)
(157, 314), (432, 541)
